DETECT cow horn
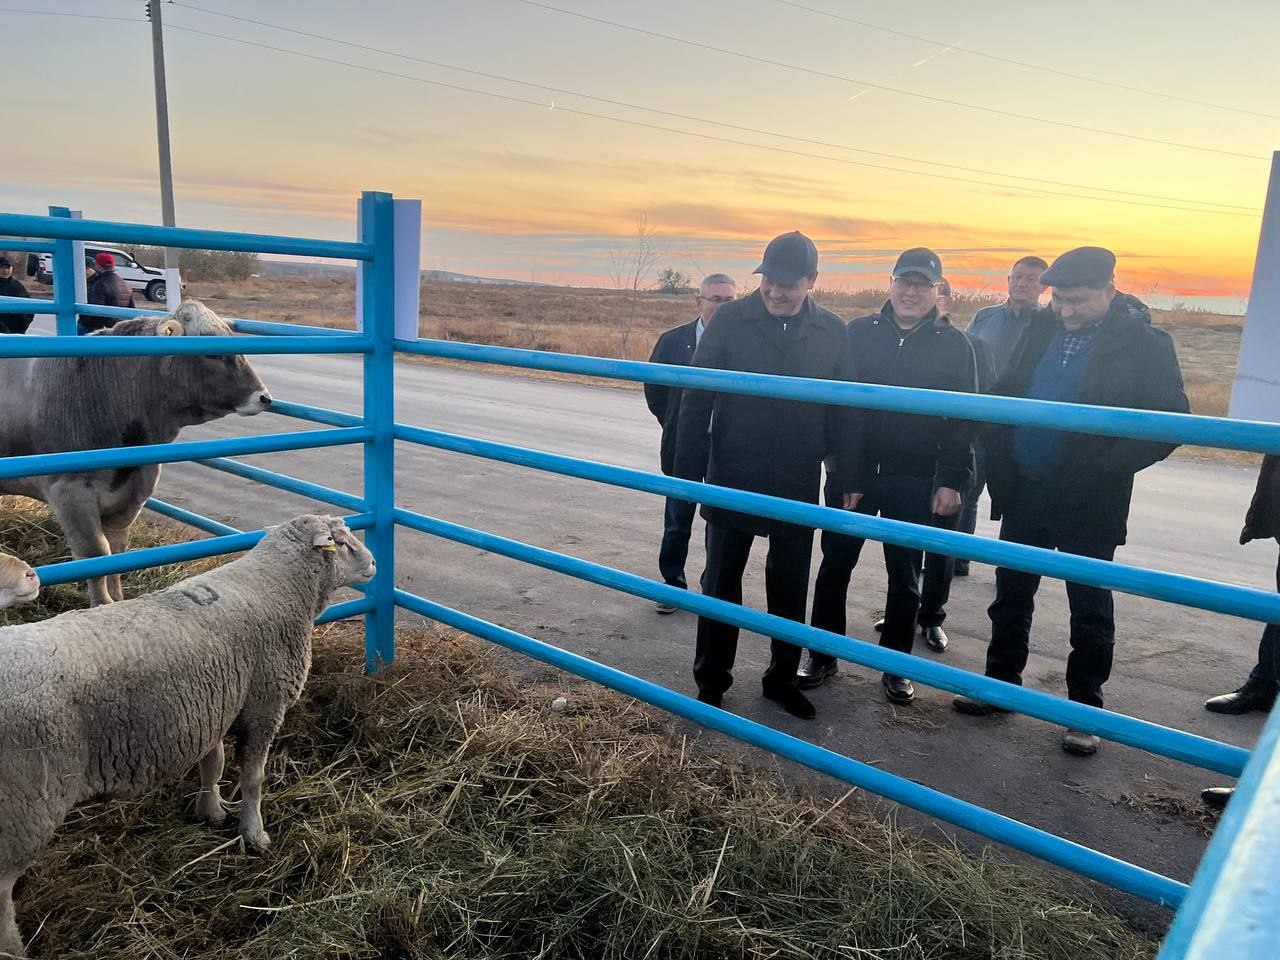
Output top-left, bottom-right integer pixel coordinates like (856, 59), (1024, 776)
(157, 318), (184, 336)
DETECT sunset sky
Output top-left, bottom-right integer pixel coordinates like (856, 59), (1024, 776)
(6, 0), (1279, 309)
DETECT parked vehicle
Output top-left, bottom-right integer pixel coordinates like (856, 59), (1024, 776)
(29, 245), (182, 303)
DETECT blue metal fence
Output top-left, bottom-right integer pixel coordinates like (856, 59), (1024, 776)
(2, 196), (1276, 956)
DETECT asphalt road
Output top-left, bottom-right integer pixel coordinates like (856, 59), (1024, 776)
(58, 328), (1269, 926)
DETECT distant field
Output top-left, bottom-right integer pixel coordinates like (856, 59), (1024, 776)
(7, 268), (1245, 445)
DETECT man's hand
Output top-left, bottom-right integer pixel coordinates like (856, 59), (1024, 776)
(932, 487), (962, 517)
(842, 492), (863, 510)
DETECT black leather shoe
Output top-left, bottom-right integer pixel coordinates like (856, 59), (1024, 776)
(764, 686), (816, 720)
(953, 562), (970, 577)
(873, 618), (885, 632)
(1205, 687), (1275, 715)
(797, 655), (838, 689)
(696, 689), (723, 708)
(952, 694), (1009, 716)
(882, 673), (915, 704)
(1201, 786), (1234, 809)
(922, 625), (949, 652)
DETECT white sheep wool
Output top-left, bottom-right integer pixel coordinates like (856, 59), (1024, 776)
(0, 515), (374, 959)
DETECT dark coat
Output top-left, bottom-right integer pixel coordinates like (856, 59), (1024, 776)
(0, 276), (33, 334)
(673, 291), (862, 536)
(645, 318), (699, 476)
(1242, 455), (1280, 544)
(843, 304), (980, 492)
(985, 293), (1189, 545)
(82, 270), (136, 331)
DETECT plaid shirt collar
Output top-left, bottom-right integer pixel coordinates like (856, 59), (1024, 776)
(1059, 320), (1103, 366)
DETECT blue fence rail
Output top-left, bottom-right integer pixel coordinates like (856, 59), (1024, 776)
(1, 197), (1275, 957)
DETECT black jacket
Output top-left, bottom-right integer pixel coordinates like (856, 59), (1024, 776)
(645, 318), (699, 476)
(82, 270), (136, 332)
(985, 293), (1189, 545)
(842, 304), (979, 492)
(1242, 455), (1280, 545)
(673, 291), (862, 535)
(0, 276), (33, 334)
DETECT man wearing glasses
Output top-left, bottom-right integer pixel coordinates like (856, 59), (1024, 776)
(802, 248), (979, 705)
(645, 273), (737, 612)
(956, 256), (1048, 574)
(674, 233), (862, 720)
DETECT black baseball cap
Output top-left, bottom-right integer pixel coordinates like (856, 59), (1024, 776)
(0, 257), (10, 267)
(753, 231), (819, 284)
(1039, 246), (1116, 288)
(891, 247), (943, 284)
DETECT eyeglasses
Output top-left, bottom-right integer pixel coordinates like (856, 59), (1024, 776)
(891, 277), (938, 292)
(697, 295), (735, 304)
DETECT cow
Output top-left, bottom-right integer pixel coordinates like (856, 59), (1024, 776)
(0, 301), (272, 605)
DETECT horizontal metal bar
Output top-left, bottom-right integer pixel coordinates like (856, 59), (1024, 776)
(393, 587), (1186, 907)
(393, 507), (1246, 777)
(0, 295), (48, 314)
(316, 595), (375, 624)
(0, 427), (370, 481)
(396, 338), (1280, 455)
(35, 529), (260, 586)
(37, 509), (375, 586)
(0, 212), (372, 260)
(1159, 699), (1280, 956)
(266, 398), (365, 429)
(0, 333), (371, 357)
(394, 425), (1280, 629)
(229, 317), (357, 338)
(0, 239), (52, 252)
(195, 457), (366, 512)
(145, 497), (243, 537)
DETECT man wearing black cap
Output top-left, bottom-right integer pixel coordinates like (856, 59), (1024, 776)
(673, 231), (861, 720)
(0, 257), (34, 334)
(952, 246), (1189, 756)
(801, 248), (979, 705)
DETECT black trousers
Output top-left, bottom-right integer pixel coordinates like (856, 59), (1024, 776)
(985, 512), (1117, 709)
(919, 507), (962, 628)
(809, 474), (935, 664)
(694, 520), (814, 697)
(658, 496), (697, 588)
(1245, 548), (1280, 699)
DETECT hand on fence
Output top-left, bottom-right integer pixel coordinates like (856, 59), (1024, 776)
(932, 487), (962, 517)
(842, 492), (863, 510)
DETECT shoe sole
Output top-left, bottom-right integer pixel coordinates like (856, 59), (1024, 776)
(655, 607), (677, 615)
(953, 701), (1007, 716)
(1062, 742), (1099, 757)
(797, 669), (838, 690)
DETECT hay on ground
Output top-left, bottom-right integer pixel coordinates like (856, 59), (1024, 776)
(1, 497), (1158, 959)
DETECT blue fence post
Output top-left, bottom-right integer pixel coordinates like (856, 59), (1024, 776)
(360, 190), (397, 671)
(48, 206), (78, 336)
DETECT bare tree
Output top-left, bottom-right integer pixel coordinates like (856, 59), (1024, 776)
(606, 214), (661, 358)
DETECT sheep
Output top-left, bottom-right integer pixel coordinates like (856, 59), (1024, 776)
(0, 515), (375, 958)
(0, 553), (38, 609)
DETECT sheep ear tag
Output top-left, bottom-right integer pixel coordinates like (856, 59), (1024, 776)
(314, 532), (337, 551)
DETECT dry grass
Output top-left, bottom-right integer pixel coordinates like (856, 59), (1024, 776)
(1120, 778), (1222, 839)
(0, 499), (1160, 959)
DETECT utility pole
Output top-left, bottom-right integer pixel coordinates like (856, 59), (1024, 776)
(147, 0), (181, 308)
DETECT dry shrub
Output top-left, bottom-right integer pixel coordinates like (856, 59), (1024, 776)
(1, 498), (1157, 959)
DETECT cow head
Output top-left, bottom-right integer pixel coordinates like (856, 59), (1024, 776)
(96, 301), (273, 423)
(0, 552), (40, 608)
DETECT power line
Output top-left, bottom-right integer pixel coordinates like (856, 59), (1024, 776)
(0, 6), (140, 21)
(771, 0), (1280, 122)
(167, 2), (1259, 214)
(513, 0), (1269, 162)
(162, 22), (1259, 219)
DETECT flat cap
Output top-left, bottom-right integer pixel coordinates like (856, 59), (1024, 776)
(1039, 246), (1116, 288)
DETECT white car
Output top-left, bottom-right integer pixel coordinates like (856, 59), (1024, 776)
(30, 245), (181, 303)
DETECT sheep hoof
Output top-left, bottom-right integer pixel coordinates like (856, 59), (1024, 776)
(242, 829), (272, 853)
(196, 797), (237, 825)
